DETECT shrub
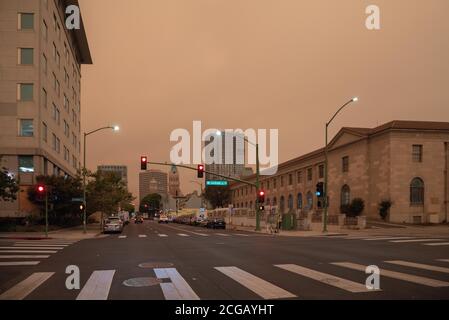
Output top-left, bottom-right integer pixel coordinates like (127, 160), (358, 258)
(347, 198), (365, 217)
(378, 200), (392, 220)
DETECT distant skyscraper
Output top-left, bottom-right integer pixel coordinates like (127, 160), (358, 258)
(169, 165), (182, 197)
(97, 165), (128, 187)
(139, 169), (168, 203)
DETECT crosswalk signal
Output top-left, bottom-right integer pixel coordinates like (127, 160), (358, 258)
(258, 190), (265, 204)
(316, 182), (324, 197)
(141, 156), (148, 170)
(197, 164), (204, 178)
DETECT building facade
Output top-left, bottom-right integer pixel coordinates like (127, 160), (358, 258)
(139, 169), (168, 203)
(0, 0), (91, 217)
(230, 121), (449, 224)
(168, 164), (182, 197)
(97, 165), (128, 187)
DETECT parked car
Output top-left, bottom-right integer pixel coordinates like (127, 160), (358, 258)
(103, 216), (124, 233)
(206, 219), (226, 229)
(135, 216), (144, 224)
(158, 214), (169, 224)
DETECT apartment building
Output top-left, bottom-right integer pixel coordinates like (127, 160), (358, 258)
(0, 0), (92, 217)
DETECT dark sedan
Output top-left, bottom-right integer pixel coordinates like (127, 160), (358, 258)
(206, 219), (226, 229)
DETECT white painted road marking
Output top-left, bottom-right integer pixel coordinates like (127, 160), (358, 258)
(77, 270), (116, 300)
(0, 272), (54, 300)
(215, 266), (296, 299)
(437, 259), (449, 263)
(118, 236), (127, 239)
(158, 234), (168, 237)
(177, 234), (189, 237)
(0, 250), (57, 254)
(424, 242), (449, 246)
(0, 261), (40, 266)
(362, 237), (415, 241)
(191, 232), (209, 237)
(215, 233), (230, 237)
(390, 239), (444, 243)
(138, 235), (147, 238)
(332, 262), (449, 287)
(275, 264), (373, 293)
(154, 268), (200, 300)
(385, 260), (449, 274)
(234, 234), (250, 237)
(0, 255), (49, 259)
(0, 247), (64, 250)
(14, 244), (68, 247)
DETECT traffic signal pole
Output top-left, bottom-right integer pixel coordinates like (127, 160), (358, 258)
(255, 143), (261, 231)
(45, 189), (49, 238)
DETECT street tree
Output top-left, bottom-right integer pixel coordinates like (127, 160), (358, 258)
(140, 193), (162, 212)
(0, 167), (19, 202)
(204, 186), (230, 209)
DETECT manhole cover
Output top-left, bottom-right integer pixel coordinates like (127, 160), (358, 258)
(123, 277), (162, 287)
(138, 262), (174, 268)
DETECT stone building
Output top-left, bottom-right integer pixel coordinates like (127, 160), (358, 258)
(230, 121), (449, 224)
(168, 165), (182, 197)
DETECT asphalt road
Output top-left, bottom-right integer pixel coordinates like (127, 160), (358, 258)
(1, 220), (449, 300)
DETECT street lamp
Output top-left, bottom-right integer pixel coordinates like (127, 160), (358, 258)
(323, 97), (358, 233)
(215, 131), (262, 231)
(82, 125), (120, 234)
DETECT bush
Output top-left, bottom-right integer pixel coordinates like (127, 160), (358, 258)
(378, 200), (392, 220)
(346, 198), (365, 217)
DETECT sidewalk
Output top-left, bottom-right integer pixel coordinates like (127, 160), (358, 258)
(0, 224), (103, 241)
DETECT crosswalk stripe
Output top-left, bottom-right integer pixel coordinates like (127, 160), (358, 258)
(158, 234), (168, 237)
(191, 232), (208, 237)
(437, 259), (449, 263)
(275, 264), (373, 293)
(154, 268), (200, 300)
(234, 234), (250, 237)
(76, 270), (115, 300)
(177, 234), (189, 237)
(215, 266), (296, 299)
(138, 235), (147, 238)
(118, 236), (127, 239)
(0, 272), (54, 300)
(14, 244), (69, 247)
(362, 237), (415, 241)
(390, 239), (444, 243)
(385, 260), (449, 274)
(0, 255), (49, 259)
(15, 241), (75, 245)
(0, 250), (57, 254)
(0, 247), (64, 250)
(331, 262), (449, 287)
(215, 233), (230, 237)
(424, 242), (449, 246)
(0, 261), (40, 266)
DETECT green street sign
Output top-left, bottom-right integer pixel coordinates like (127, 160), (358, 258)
(72, 198), (84, 202)
(206, 180), (229, 187)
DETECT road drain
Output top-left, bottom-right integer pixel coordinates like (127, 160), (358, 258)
(123, 277), (162, 287)
(138, 262), (174, 268)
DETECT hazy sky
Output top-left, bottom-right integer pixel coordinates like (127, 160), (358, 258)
(78, 0), (449, 203)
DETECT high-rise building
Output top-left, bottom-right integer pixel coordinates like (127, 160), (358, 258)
(139, 169), (168, 203)
(97, 165), (128, 187)
(168, 164), (182, 197)
(0, 0), (92, 217)
(205, 131), (246, 182)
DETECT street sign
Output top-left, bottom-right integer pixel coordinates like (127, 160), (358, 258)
(72, 198), (84, 202)
(206, 180), (229, 187)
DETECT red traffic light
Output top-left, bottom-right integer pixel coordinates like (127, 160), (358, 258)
(141, 156), (148, 170)
(258, 190), (265, 203)
(37, 185), (45, 193)
(259, 191), (265, 196)
(197, 164), (205, 178)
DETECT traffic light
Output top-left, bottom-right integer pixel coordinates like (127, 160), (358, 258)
(141, 156), (148, 170)
(79, 204), (85, 211)
(37, 185), (45, 193)
(316, 182), (324, 197)
(258, 190), (265, 204)
(36, 184), (46, 202)
(197, 164), (204, 178)
(259, 205), (265, 211)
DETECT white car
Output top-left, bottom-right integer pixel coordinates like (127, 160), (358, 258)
(103, 216), (124, 233)
(158, 215), (169, 224)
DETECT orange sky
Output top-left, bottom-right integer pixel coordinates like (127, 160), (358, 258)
(78, 0), (449, 203)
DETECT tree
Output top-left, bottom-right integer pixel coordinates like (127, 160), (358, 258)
(140, 194), (162, 212)
(0, 167), (19, 202)
(204, 186), (230, 209)
(347, 198), (365, 217)
(378, 200), (392, 221)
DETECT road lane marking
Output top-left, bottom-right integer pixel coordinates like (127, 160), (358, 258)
(424, 242), (449, 246)
(118, 236), (127, 239)
(0, 246), (64, 250)
(77, 270), (115, 300)
(14, 244), (69, 247)
(214, 266), (296, 299)
(385, 260), (449, 274)
(0, 261), (41, 266)
(177, 234), (189, 237)
(158, 234), (168, 237)
(437, 259), (449, 262)
(154, 268), (200, 300)
(390, 239), (444, 243)
(15, 241), (75, 245)
(191, 232), (208, 237)
(215, 233), (230, 237)
(0, 250), (57, 254)
(0, 272), (54, 300)
(331, 262), (449, 287)
(362, 237), (415, 241)
(234, 234), (250, 237)
(275, 264), (373, 293)
(0, 255), (49, 259)
(138, 235), (147, 238)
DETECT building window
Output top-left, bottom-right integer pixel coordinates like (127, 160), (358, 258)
(267, 180), (270, 190)
(19, 13), (34, 30)
(280, 196), (285, 213)
(297, 193), (303, 209)
(280, 176), (284, 187)
(53, 43), (57, 60)
(19, 48), (34, 65)
(306, 192), (313, 210)
(42, 88), (47, 108)
(18, 156), (34, 173)
(42, 53), (47, 73)
(43, 122), (48, 142)
(272, 197), (277, 206)
(412, 145), (423, 163)
(288, 174), (293, 186)
(273, 178), (277, 189)
(19, 119), (34, 137)
(18, 83), (33, 101)
(342, 156), (349, 173)
(307, 168), (313, 181)
(297, 171), (302, 184)
(42, 19), (48, 40)
(64, 146), (69, 162)
(288, 194), (293, 212)
(410, 178), (424, 205)
(318, 165), (324, 179)
(341, 185), (351, 206)
(56, 138), (60, 153)
(52, 133), (57, 150)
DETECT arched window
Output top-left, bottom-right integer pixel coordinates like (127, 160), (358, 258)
(297, 193), (303, 209)
(341, 185), (351, 206)
(410, 178), (424, 205)
(280, 196), (285, 213)
(249, 201), (253, 209)
(288, 194), (293, 211)
(306, 191), (313, 210)
(272, 197), (277, 206)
